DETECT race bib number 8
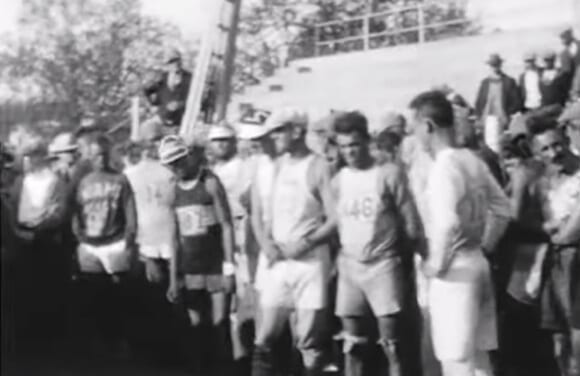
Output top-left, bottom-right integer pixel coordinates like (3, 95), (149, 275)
(176, 205), (217, 236)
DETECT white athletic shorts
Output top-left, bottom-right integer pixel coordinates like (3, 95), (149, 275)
(138, 243), (173, 260)
(428, 250), (498, 361)
(335, 255), (404, 317)
(78, 240), (131, 274)
(256, 246), (330, 310)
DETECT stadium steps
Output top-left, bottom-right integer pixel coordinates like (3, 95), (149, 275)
(231, 25), (567, 128)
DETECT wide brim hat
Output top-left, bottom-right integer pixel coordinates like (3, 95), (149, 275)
(486, 53), (503, 66)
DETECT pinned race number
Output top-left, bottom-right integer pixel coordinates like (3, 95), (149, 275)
(343, 196), (376, 221)
(176, 205), (216, 236)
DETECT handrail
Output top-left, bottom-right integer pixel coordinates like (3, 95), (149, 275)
(309, 1), (470, 57)
(315, 4), (425, 28)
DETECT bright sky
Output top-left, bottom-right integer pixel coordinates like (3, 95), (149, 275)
(0, 0), (211, 36)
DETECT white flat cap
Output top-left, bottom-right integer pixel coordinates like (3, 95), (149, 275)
(265, 107), (309, 132)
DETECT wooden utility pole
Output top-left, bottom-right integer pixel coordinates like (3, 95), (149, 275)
(216, 0), (243, 121)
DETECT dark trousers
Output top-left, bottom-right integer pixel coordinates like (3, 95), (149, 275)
(131, 259), (189, 367)
(70, 272), (135, 358)
(10, 237), (70, 354)
(502, 296), (559, 376)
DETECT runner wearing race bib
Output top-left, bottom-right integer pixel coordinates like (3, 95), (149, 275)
(72, 135), (137, 357)
(159, 135), (235, 374)
(251, 108), (336, 376)
(410, 91), (510, 376)
(73, 137), (137, 274)
(332, 111), (423, 376)
(125, 143), (176, 274)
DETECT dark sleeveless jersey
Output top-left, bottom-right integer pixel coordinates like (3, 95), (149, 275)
(174, 169), (223, 274)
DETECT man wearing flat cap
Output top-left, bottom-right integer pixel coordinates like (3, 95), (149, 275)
(475, 53), (522, 129)
(144, 48), (193, 129)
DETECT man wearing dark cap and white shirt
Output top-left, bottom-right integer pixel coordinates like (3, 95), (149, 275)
(144, 48), (193, 129)
(475, 53), (522, 129)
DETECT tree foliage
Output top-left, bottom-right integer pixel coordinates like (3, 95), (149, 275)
(0, 0), (193, 130)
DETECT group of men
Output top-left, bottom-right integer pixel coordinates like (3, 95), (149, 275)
(2, 86), (580, 376)
(1, 28), (580, 376)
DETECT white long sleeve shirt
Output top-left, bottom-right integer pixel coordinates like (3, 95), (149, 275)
(425, 148), (510, 274)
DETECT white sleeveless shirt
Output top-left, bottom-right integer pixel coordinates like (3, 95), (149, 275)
(270, 154), (323, 246)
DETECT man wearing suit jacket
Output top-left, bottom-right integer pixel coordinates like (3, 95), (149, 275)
(475, 54), (523, 129)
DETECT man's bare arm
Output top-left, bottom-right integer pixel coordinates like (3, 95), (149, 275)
(207, 174), (235, 264)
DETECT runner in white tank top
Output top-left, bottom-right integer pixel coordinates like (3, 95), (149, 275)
(332, 111), (423, 376)
(252, 107), (336, 376)
(410, 91), (510, 376)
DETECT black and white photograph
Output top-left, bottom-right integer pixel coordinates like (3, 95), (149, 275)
(0, 0), (579, 375)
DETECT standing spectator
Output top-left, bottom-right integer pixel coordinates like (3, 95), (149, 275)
(48, 133), (79, 181)
(559, 28), (580, 100)
(160, 136), (236, 375)
(475, 53), (522, 129)
(410, 91), (510, 376)
(144, 48), (192, 130)
(9, 140), (70, 352)
(72, 135), (137, 358)
(555, 102), (580, 375)
(527, 117), (579, 376)
(540, 51), (571, 107)
(519, 52), (542, 111)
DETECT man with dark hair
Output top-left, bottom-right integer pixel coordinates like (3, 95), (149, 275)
(527, 116), (580, 376)
(371, 130), (402, 165)
(72, 135), (137, 358)
(475, 54), (522, 128)
(331, 111), (423, 376)
(410, 91), (510, 376)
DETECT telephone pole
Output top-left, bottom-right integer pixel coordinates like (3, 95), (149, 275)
(216, 0), (243, 121)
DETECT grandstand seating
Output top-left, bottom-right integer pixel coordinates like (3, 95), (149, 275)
(231, 25), (568, 129)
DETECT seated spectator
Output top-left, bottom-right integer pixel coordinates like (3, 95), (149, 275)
(143, 48), (192, 129)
